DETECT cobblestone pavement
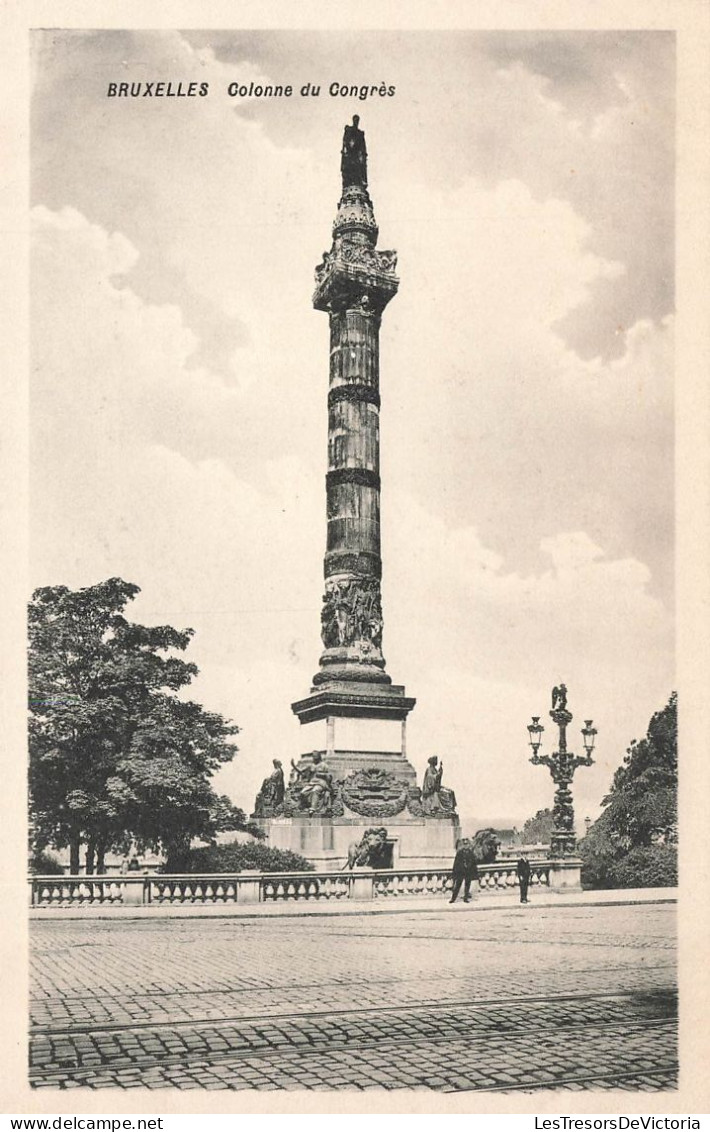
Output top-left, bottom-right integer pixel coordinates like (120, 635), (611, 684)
(30, 901), (677, 1093)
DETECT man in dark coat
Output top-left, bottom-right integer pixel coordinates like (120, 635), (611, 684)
(517, 852), (532, 903)
(449, 839), (478, 904)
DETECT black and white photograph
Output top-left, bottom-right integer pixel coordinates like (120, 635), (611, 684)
(5, 6), (709, 1115)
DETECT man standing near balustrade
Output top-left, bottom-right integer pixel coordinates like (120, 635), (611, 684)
(449, 838), (478, 904)
(517, 852), (532, 903)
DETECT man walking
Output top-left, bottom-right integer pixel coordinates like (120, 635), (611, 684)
(449, 839), (478, 904)
(516, 852), (532, 903)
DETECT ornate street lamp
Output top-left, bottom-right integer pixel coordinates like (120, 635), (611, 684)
(527, 685), (596, 858)
(581, 720), (598, 756)
(527, 717), (544, 755)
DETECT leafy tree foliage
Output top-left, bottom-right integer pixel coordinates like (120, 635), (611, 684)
(580, 693), (677, 889)
(521, 808), (554, 845)
(163, 840), (314, 874)
(29, 578), (259, 873)
(29, 850), (65, 875)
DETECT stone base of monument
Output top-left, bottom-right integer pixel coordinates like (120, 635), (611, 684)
(546, 857), (583, 891)
(258, 813), (460, 871)
(253, 679), (461, 871)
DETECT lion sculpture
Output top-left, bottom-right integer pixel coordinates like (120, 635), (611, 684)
(469, 828), (500, 864)
(342, 827), (389, 870)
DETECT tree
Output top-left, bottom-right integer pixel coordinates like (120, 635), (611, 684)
(164, 840), (314, 874)
(521, 808), (554, 846)
(29, 578), (260, 873)
(29, 850), (65, 876)
(579, 693), (677, 889)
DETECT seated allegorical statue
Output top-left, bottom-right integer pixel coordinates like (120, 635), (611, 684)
(421, 755), (457, 815)
(291, 753), (336, 816)
(253, 759), (285, 817)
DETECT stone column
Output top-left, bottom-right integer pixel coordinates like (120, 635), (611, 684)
(312, 118), (399, 688)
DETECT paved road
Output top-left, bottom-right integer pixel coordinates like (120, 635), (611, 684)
(30, 901), (677, 1093)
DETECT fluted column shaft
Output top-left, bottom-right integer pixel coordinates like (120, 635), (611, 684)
(325, 308), (382, 583)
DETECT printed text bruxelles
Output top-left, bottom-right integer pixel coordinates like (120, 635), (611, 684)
(106, 81), (396, 100)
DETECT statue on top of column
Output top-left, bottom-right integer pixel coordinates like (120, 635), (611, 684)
(551, 683), (568, 711)
(341, 115), (368, 188)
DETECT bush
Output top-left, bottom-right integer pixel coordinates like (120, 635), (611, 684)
(163, 840), (314, 874)
(30, 850), (65, 875)
(581, 844), (677, 890)
(608, 845), (677, 889)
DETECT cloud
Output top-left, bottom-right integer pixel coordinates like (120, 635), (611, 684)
(30, 28), (674, 825)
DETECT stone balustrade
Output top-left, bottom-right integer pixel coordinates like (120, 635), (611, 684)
(29, 858), (568, 909)
(262, 871), (351, 902)
(478, 861), (551, 891)
(30, 877), (137, 907)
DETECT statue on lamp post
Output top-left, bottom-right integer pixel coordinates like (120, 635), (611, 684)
(527, 689), (597, 858)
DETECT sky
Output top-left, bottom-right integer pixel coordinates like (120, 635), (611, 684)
(30, 29), (675, 828)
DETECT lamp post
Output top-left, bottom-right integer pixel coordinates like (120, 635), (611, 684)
(527, 685), (597, 858)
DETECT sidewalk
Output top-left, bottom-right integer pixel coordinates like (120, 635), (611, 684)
(29, 886), (676, 921)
